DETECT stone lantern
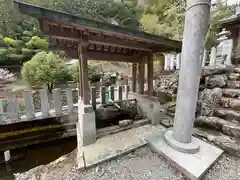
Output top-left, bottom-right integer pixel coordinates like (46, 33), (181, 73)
(215, 28), (233, 65)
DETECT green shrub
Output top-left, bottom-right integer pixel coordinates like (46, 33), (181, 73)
(70, 61), (101, 83)
(21, 51), (71, 92)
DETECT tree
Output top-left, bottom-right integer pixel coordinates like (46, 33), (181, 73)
(23, 0), (141, 30)
(70, 61), (101, 84)
(0, 22), (48, 65)
(140, 0), (185, 40)
(21, 51), (71, 92)
(140, 0), (234, 49)
(205, 1), (234, 49)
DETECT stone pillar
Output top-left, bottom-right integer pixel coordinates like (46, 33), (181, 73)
(23, 90), (35, 121)
(209, 46), (216, 66)
(170, 54), (176, 70)
(164, 0), (211, 153)
(202, 49), (207, 67)
(138, 57), (145, 94)
(176, 53), (181, 70)
(132, 63), (137, 92)
(4, 150), (11, 162)
(66, 88), (74, 114)
(39, 89), (49, 118)
(147, 54), (153, 96)
(164, 54), (170, 70)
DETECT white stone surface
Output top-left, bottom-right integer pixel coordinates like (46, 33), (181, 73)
(4, 150), (11, 162)
(202, 49), (207, 67)
(23, 90), (35, 121)
(66, 88), (73, 113)
(53, 89), (61, 116)
(210, 47), (216, 66)
(176, 53), (181, 70)
(77, 103), (96, 147)
(39, 89), (50, 118)
(170, 54), (176, 70)
(146, 131), (223, 180)
(6, 90), (19, 122)
(77, 124), (165, 169)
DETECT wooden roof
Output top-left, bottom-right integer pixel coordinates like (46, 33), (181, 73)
(14, 0), (182, 62)
(219, 15), (240, 29)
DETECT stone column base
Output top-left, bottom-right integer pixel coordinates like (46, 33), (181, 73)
(164, 130), (200, 154)
(77, 102), (96, 147)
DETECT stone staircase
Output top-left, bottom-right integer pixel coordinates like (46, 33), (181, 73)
(195, 67), (240, 157)
(156, 66), (240, 157)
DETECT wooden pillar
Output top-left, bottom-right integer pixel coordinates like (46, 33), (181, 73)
(132, 63), (137, 92)
(78, 59), (83, 99)
(78, 43), (90, 105)
(81, 56), (90, 105)
(138, 57), (145, 94)
(148, 54), (153, 96)
(78, 44), (83, 100)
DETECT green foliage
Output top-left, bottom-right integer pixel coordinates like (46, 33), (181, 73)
(205, 1), (234, 49)
(140, 0), (185, 40)
(21, 51), (71, 91)
(140, 0), (234, 48)
(23, 0), (141, 30)
(70, 61), (101, 83)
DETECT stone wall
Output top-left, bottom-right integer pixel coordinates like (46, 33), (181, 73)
(154, 65), (233, 115)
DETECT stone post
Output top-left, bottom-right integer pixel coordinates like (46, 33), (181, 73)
(6, 90), (19, 123)
(202, 49), (207, 67)
(4, 150), (11, 162)
(23, 90), (35, 121)
(138, 58), (145, 94)
(100, 86), (107, 104)
(176, 53), (181, 70)
(109, 86), (115, 101)
(91, 86), (97, 111)
(66, 88), (73, 114)
(147, 54), (154, 96)
(132, 63), (137, 92)
(164, 54), (170, 70)
(0, 99), (5, 123)
(39, 89), (49, 118)
(124, 85), (129, 100)
(53, 88), (61, 116)
(164, 0), (211, 153)
(209, 46), (216, 66)
(117, 85), (123, 100)
(170, 53), (176, 70)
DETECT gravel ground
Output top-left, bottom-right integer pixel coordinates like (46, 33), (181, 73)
(203, 154), (240, 180)
(15, 147), (240, 180)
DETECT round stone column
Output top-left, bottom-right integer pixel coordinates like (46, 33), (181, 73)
(164, 0), (211, 154)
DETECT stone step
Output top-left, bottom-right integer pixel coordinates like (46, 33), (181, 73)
(229, 73), (240, 81)
(222, 88), (240, 98)
(194, 127), (240, 157)
(214, 107), (240, 121)
(221, 97), (240, 110)
(195, 116), (240, 138)
(234, 67), (240, 73)
(227, 81), (240, 88)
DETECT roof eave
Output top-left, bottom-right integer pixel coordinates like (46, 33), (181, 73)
(13, 0), (181, 51)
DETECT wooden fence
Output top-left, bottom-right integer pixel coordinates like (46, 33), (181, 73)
(0, 85), (130, 124)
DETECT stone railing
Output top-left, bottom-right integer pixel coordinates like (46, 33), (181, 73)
(0, 85), (129, 125)
(164, 49), (209, 71)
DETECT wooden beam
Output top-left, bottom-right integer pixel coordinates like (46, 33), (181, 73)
(41, 21), (153, 51)
(85, 51), (140, 62)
